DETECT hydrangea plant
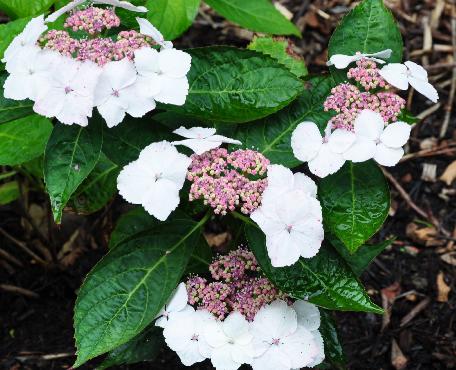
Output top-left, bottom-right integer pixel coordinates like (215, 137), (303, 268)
(0, 0), (440, 369)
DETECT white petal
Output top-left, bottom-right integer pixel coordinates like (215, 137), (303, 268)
(260, 164), (295, 204)
(167, 283), (189, 312)
(292, 173), (318, 198)
(33, 87), (65, 119)
(251, 347), (291, 370)
(92, 0), (147, 12)
(267, 230), (302, 267)
(354, 110), (384, 140)
(281, 326), (318, 368)
(404, 61), (428, 80)
(154, 76), (189, 105)
(204, 320), (228, 348)
(307, 330), (325, 367)
(134, 47), (160, 75)
(291, 121), (323, 162)
(135, 75), (162, 98)
(209, 135), (242, 146)
(374, 144), (404, 167)
(211, 346), (240, 370)
(251, 300), (297, 341)
(136, 17), (172, 48)
(98, 59), (137, 92)
(163, 308), (196, 352)
(98, 98), (127, 128)
(379, 63), (409, 90)
(3, 74), (31, 101)
(172, 138), (220, 155)
(367, 49), (393, 61)
(380, 121), (411, 148)
(408, 76), (439, 103)
(342, 137), (377, 163)
(124, 85), (157, 118)
(223, 312), (250, 340)
(327, 54), (358, 69)
(176, 344), (205, 366)
(308, 144), (345, 178)
(292, 301), (320, 331)
(117, 161), (153, 204)
(158, 49), (192, 78)
(328, 129), (356, 154)
(173, 126), (216, 139)
(142, 179), (180, 221)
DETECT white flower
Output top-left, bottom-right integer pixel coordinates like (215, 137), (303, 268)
(327, 49), (392, 69)
(155, 283), (192, 329)
(136, 17), (173, 49)
(251, 300), (319, 370)
(3, 46), (59, 101)
(33, 56), (101, 126)
(2, 15), (47, 66)
(343, 110), (411, 166)
(94, 58), (155, 127)
(250, 186), (324, 267)
(117, 141), (191, 221)
(291, 121), (356, 178)
(163, 307), (215, 366)
(379, 61), (439, 103)
(204, 311), (254, 370)
(171, 126), (242, 155)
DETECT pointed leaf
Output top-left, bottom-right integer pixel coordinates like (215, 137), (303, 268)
(320, 309), (346, 369)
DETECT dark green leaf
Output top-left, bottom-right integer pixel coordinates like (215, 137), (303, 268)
(233, 75), (334, 167)
(0, 114), (52, 165)
(320, 310), (346, 369)
(44, 119), (103, 223)
(0, 74), (34, 122)
(97, 326), (163, 370)
(173, 46), (304, 123)
(0, 181), (20, 205)
(73, 211), (208, 367)
(248, 36), (308, 78)
(204, 0), (300, 36)
(318, 161), (390, 254)
(0, 0), (54, 18)
(245, 224), (383, 313)
(397, 109), (419, 124)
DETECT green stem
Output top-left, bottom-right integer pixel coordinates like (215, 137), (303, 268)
(231, 211), (257, 227)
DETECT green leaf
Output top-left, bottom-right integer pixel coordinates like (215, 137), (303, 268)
(328, 0), (403, 81)
(0, 74), (34, 122)
(97, 326), (163, 370)
(68, 154), (119, 215)
(102, 117), (171, 167)
(248, 36), (308, 78)
(397, 109), (419, 124)
(0, 181), (20, 205)
(172, 46), (304, 123)
(0, 0), (55, 18)
(204, 0), (300, 36)
(234, 75), (334, 167)
(0, 17), (30, 70)
(0, 114), (53, 165)
(145, 0), (200, 40)
(73, 211), (208, 367)
(44, 119), (103, 223)
(320, 310), (346, 369)
(245, 224), (383, 313)
(318, 161), (390, 254)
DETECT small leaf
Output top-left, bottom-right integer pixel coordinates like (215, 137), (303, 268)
(205, 0), (300, 36)
(172, 46), (304, 123)
(44, 119), (103, 223)
(73, 211), (208, 367)
(0, 73), (34, 122)
(234, 75), (334, 167)
(248, 36), (308, 78)
(246, 224), (383, 313)
(0, 181), (20, 205)
(320, 309), (346, 369)
(0, 114), (53, 165)
(318, 161), (390, 254)
(0, 0), (54, 18)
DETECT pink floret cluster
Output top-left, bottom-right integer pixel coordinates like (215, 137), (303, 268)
(186, 247), (288, 321)
(64, 7), (120, 35)
(347, 58), (388, 91)
(40, 30), (80, 57)
(187, 148), (269, 215)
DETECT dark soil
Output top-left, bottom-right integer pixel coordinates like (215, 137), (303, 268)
(1, 1), (455, 369)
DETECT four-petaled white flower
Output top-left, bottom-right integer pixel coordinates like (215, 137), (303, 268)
(33, 56), (101, 126)
(117, 141), (191, 221)
(327, 49), (392, 69)
(163, 307), (215, 366)
(251, 300), (319, 370)
(204, 311), (255, 370)
(343, 110), (411, 166)
(379, 61), (439, 103)
(172, 126), (242, 155)
(155, 283), (192, 329)
(136, 17), (174, 49)
(291, 121), (356, 178)
(251, 165), (324, 267)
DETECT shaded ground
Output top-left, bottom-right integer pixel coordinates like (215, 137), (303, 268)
(1, 1), (455, 369)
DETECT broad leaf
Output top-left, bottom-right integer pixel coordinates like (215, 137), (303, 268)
(146, 0), (200, 40)
(97, 326), (163, 370)
(44, 119), (103, 223)
(320, 310), (346, 369)
(0, 17), (30, 69)
(328, 0), (403, 81)
(173, 47), (304, 123)
(205, 0), (300, 36)
(0, 114), (52, 165)
(73, 212), (208, 367)
(248, 36), (308, 78)
(234, 75), (334, 167)
(68, 154), (119, 215)
(319, 161), (390, 254)
(245, 224), (383, 313)
(0, 181), (20, 205)
(0, 74), (34, 123)
(0, 0), (54, 18)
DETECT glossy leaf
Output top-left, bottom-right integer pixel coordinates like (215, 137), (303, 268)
(0, 181), (20, 205)
(204, 0), (300, 36)
(97, 326), (163, 370)
(0, 74), (34, 122)
(174, 46), (304, 123)
(320, 309), (346, 369)
(73, 212), (208, 367)
(233, 75), (334, 167)
(0, 114), (52, 166)
(248, 36), (308, 78)
(245, 224), (383, 313)
(318, 161), (390, 254)
(44, 119), (103, 223)
(68, 154), (119, 215)
(0, 0), (54, 18)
